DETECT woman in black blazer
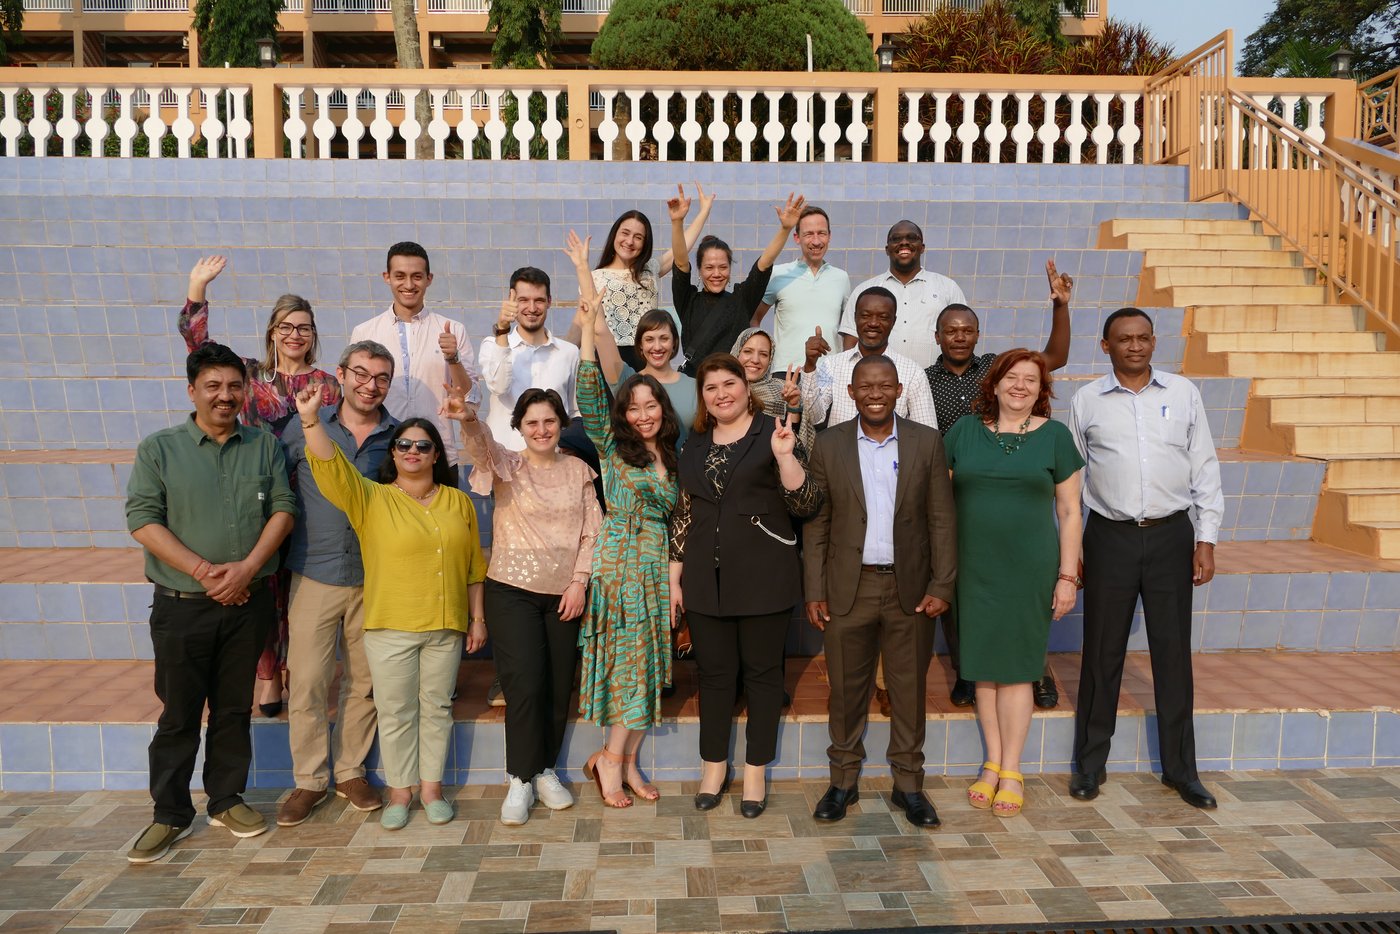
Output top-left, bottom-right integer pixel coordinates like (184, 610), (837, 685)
(669, 353), (822, 818)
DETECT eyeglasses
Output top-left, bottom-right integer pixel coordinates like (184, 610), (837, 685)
(393, 439), (435, 454)
(274, 323), (316, 337)
(346, 365), (392, 389)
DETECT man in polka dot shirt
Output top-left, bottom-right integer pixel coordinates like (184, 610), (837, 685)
(924, 258), (1074, 710)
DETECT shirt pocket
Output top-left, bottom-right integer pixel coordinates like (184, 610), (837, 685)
(237, 475), (275, 545)
(1156, 414), (1189, 448)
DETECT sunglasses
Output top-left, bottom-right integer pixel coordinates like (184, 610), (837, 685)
(393, 439), (435, 454)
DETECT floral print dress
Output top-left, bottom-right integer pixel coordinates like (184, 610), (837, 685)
(575, 361), (678, 729)
(180, 299), (340, 681)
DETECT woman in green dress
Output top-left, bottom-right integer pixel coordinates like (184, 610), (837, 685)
(943, 349), (1083, 818)
(574, 295), (683, 809)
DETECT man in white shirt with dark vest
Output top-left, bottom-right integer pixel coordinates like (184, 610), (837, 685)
(1067, 307), (1224, 809)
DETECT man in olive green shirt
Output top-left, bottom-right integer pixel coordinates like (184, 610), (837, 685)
(124, 343), (297, 864)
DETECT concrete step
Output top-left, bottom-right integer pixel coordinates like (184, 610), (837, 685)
(1332, 489), (1400, 522)
(1326, 458), (1400, 490)
(1148, 265), (1317, 288)
(1288, 424), (1400, 458)
(1251, 377), (1400, 398)
(1267, 396), (1400, 424)
(1191, 350), (1400, 379)
(1163, 284), (1331, 306)
(1191, 304), (1367, 333)
(1315, 490), (1400, 560)
(1113, 232), (1282, 252)
(1142, 249), (1301, 269)
(1105, 218), (1261, 236)
(0, 650), (1396, 791)
(1203, 332), (1385, 354)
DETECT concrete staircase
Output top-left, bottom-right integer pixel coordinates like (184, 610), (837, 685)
(1099, 216), (1400, 560)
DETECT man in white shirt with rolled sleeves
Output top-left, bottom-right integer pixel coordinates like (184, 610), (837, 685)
(478, 267), (580, 452)
(1067, 307), (1224, 810)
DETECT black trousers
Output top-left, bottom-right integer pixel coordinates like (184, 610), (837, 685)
(148, 586), (273, 827)
(1074, 510), (1199, 782)
(689, 608), (790, 766)
(484, 578), (578, 780)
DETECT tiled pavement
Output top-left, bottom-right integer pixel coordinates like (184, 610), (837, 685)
(2, 771), (1400, 932)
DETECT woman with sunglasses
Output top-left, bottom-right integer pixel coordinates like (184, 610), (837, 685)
(181, 256), (341, 716)
(293, 384), (487, 830)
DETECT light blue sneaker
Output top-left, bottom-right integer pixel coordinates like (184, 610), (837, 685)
(380, 802), (410, 831)
(424, 798), (455, 825)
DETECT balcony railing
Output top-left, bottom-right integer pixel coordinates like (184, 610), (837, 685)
(561, 0), (610, 11)
(0, 66), (1349, 167)
(81, 0), (189, 9)
(21, 0), (74, 11)
(311, 0), (394, 10)
(424, 0), (489, 10)
(881, 0), (1099, 13)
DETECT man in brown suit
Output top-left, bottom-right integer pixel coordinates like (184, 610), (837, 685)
(804, 354), (957, 827)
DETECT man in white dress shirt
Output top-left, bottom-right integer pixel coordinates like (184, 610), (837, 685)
(801, 287), (938, 430)
(479, 267), (580, 452)
(1067, 308), (1224, 810)
(839, 220), (967, 369)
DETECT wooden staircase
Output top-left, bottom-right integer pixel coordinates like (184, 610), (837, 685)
(1099, 217), (1400, 559)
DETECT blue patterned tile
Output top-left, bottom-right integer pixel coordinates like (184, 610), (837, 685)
(1193, 714), (1234, 760)
(1237, 613), (1281, 650)
(103, 771), (148, 791)
(101, 724), (154, 772)
(1319, 612), (1362, 652)
(0, 584), (41, 623)
(1278, 612), (1322, 650)
(1326, 712), (1375, 759)
(1232, 714), (1281, 760)
(1285, 574), (1329, 610)
(36, 584), (83, 622)
(1356, 610), (1399, 649)
(1, 622), (48, 659)
(1325, 573), (1368, 609)
(3, 773), (54, 792)
(0, 724), (53, 772)
(1364, 574), (1400, 609)
(1280, 712), (1328, 759)
(945, 719), (984, 767)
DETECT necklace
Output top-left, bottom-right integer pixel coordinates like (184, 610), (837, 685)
(394, 482), (437, 503)
(991, 414), (1033, 455)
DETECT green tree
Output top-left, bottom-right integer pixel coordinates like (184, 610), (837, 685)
(192, 0), (282, 67)
(591, 0), (875, 72)
(1007, 0), (1086, 47)
(1241, 0), (1399, 79)
(0, 0), (22, 65)
(487, 0), (562, 68)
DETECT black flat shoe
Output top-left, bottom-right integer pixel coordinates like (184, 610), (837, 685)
(693, 766), (732, 811)
(1032, 673), (1059, 709)
(949, 678), (975, 708)
(813, 785), (858, 822)
(889, 789), (940, 828)
(258, 702), (283, 718)
(1069, 768), (1106, 801)
(740, 797), (767, 819)
(1162, 777), (1217, 809)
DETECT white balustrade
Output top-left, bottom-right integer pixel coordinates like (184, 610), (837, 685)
(82, 0), (187, 9)
(842, 0), (873, 12)
(425, 0), (488, 10)
(22, 0), (73, 11)
(561, 0), (608, 11)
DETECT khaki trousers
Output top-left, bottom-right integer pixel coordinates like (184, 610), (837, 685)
(286, 574), (378, 791)
(362, 627), (462, 788)
(824, 569), (934, 792)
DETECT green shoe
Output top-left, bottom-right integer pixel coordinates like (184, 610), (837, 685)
(380, 802), (411, 831)
(127, 822), (192, 863)
(208, 802), (268, 839)
(424, 798), (455, 825)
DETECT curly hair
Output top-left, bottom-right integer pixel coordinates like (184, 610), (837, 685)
(612, 374), (680, 474)
(971, 349), (1054, 422)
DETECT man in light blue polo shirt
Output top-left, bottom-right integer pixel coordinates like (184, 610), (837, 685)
(752, 205), (851, 373)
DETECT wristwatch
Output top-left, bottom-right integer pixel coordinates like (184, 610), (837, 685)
(1057, 573), (1081, 587)
(493, 324), (511, 337)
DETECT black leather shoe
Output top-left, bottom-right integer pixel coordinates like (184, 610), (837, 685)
(949, 678), (975, 708)
(740, 797), (767, 819)
(258, 702), (283, 718)
(1069, 768), (1106, 801)
(693, 766), (732, 811)
(813, 785), (858, 821)
(1162, 777), (1217, 809)
(1032, 673), (1059, 709)
(889, 789), (941, 828)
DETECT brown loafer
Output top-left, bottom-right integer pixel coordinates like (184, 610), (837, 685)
(276, 788), (328, 827)
(335, 777), (383, 812)
(874, 688), (892, 718)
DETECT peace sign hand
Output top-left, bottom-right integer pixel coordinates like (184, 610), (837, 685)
(667, 183), (691, 222)
(771, 412), (797, 458)
(1046, 259), (1073, 305)
(779, 364), (802, 410)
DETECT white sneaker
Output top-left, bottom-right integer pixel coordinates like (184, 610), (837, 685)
(534, 768), (575, 811)
(501, 775), (534, 826)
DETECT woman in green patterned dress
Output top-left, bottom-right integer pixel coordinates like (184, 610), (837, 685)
(575, 295), (683, 808)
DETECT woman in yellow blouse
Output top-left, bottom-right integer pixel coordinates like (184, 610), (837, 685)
(293, 384), (487, 831)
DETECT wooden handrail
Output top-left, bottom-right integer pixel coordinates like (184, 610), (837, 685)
(1357, 65), (1399, 151)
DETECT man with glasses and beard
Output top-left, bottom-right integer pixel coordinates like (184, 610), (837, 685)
(275, 340), (401, 826)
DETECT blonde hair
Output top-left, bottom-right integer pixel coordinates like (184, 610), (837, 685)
(261, 294), (318, 375)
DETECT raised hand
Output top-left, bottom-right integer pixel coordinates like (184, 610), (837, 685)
(695, 182), (715, 213)
(804, 325), (830, 371)
(578, 293), (599, 330)
(771, 413), (797, 458)
(497, 287), (518, 335)
(294, 381), (323, 423)
(774, 192), (806, 229)
(667, 183), (691, 222)
(187, 255), (227, 303)
(563, 229), (591, 270)
(439, 380), (476, 423)
(780, 364), (801, 410)
(1046, 259), (1073, 305)
(439, 321), (459, 361)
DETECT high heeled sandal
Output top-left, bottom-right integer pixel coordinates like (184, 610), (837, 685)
(583, 747), (633, 809)
(968, 760), (1000, 810)
(993, 769), (1025, 818)
(621, 752), (660, 801)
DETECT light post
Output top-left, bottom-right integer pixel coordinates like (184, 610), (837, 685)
(256, 37), (277, 68)
(1330, 45), (1353, 80)
(877, 42), (895, 73)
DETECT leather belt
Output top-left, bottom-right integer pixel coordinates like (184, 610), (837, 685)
(861, 564), (895, 574)
(153, 577), (267, 600)
(1109, 510), (1186, 528)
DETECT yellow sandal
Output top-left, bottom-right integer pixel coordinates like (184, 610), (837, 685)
(968, 760), (1000, 810)
(993, 769), (1024, 818)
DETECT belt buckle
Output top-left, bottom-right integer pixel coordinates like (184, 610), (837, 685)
(1135, 518), (1152, 527)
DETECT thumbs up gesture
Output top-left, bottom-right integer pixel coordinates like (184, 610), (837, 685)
(804, 325), (830, 372)
(438, 321), (459, 362)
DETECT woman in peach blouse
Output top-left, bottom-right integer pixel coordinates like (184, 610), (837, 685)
(448, 388), (603, 827)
